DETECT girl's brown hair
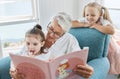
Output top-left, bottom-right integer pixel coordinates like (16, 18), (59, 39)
(25, 24), (45, 53)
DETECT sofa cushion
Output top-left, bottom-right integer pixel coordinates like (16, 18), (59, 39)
(69, 27), (110, 61)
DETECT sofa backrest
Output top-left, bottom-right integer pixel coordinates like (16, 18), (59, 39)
(69, 27), (110, 62)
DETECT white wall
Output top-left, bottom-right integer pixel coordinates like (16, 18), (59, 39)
(38, 0), (78, 30)
(38, 0), (94, 31)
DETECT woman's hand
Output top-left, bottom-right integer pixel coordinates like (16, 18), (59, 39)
(10, 68), (25, 79)
(74, 64), (94, 78)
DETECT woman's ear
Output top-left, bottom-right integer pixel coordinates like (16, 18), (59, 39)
(41, 41), (45, 47)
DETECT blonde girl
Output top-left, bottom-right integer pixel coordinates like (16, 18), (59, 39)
(72, 2), (115, 34)
(72, 2), (120, 74)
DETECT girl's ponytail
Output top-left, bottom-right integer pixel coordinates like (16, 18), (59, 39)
(102, 6), (112, 23)
(34, 24), (42, 30)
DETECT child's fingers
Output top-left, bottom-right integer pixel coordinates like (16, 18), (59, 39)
(89, 26), (95, 28)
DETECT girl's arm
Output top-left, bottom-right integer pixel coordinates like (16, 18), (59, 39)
(72, 20), (90, 28)
(72, 20), (115, 35)
(90, 23), (115, 35)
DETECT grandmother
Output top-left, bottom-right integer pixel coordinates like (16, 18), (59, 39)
(45, 12), (93, 78)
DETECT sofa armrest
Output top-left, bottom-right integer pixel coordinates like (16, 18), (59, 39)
(0, 56), (11, 79)
(88, 57), (110, 79)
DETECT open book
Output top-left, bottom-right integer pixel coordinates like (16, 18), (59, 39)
(10, 48), (88, 79)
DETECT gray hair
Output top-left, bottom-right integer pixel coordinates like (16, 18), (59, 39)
(50, 12), (72, 32)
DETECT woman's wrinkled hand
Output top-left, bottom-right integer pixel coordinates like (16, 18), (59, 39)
(74, 64), (94, 79)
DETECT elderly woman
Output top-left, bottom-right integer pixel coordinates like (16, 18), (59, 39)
(10, 12), (93, 79)
(45, 12), (81, 57)
(45, 12), (93, 78)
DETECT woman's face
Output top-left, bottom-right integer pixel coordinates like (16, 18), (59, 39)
(47, 19), (64, 43)
(25, 35), (44, 56)
(85, 6), (101, 24)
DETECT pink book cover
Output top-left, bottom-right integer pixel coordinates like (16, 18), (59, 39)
(10, 48), (88, 79)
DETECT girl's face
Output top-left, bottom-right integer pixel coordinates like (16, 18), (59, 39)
(25, 35), (44, 56)
(85, 6), (101, 24)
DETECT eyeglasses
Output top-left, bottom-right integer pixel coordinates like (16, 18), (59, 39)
(47, 26), (61, 38)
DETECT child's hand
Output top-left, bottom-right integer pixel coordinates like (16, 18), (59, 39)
(89, 23), (99, 28)
(10, 68), (25, 79)
(83, 23), (91, 27)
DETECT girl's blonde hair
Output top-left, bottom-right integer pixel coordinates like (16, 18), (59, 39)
(83, 2), (112, 23)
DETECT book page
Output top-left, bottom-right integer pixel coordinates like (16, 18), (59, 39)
(49, 48), (88, 79)
(10, 54), (51, 79)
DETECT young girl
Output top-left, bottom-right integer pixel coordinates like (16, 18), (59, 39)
(20, 24), (50, 60)
(72, 2), (120, 74)
(10, 24), (50, 79)
(72, 2), (114, 34)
